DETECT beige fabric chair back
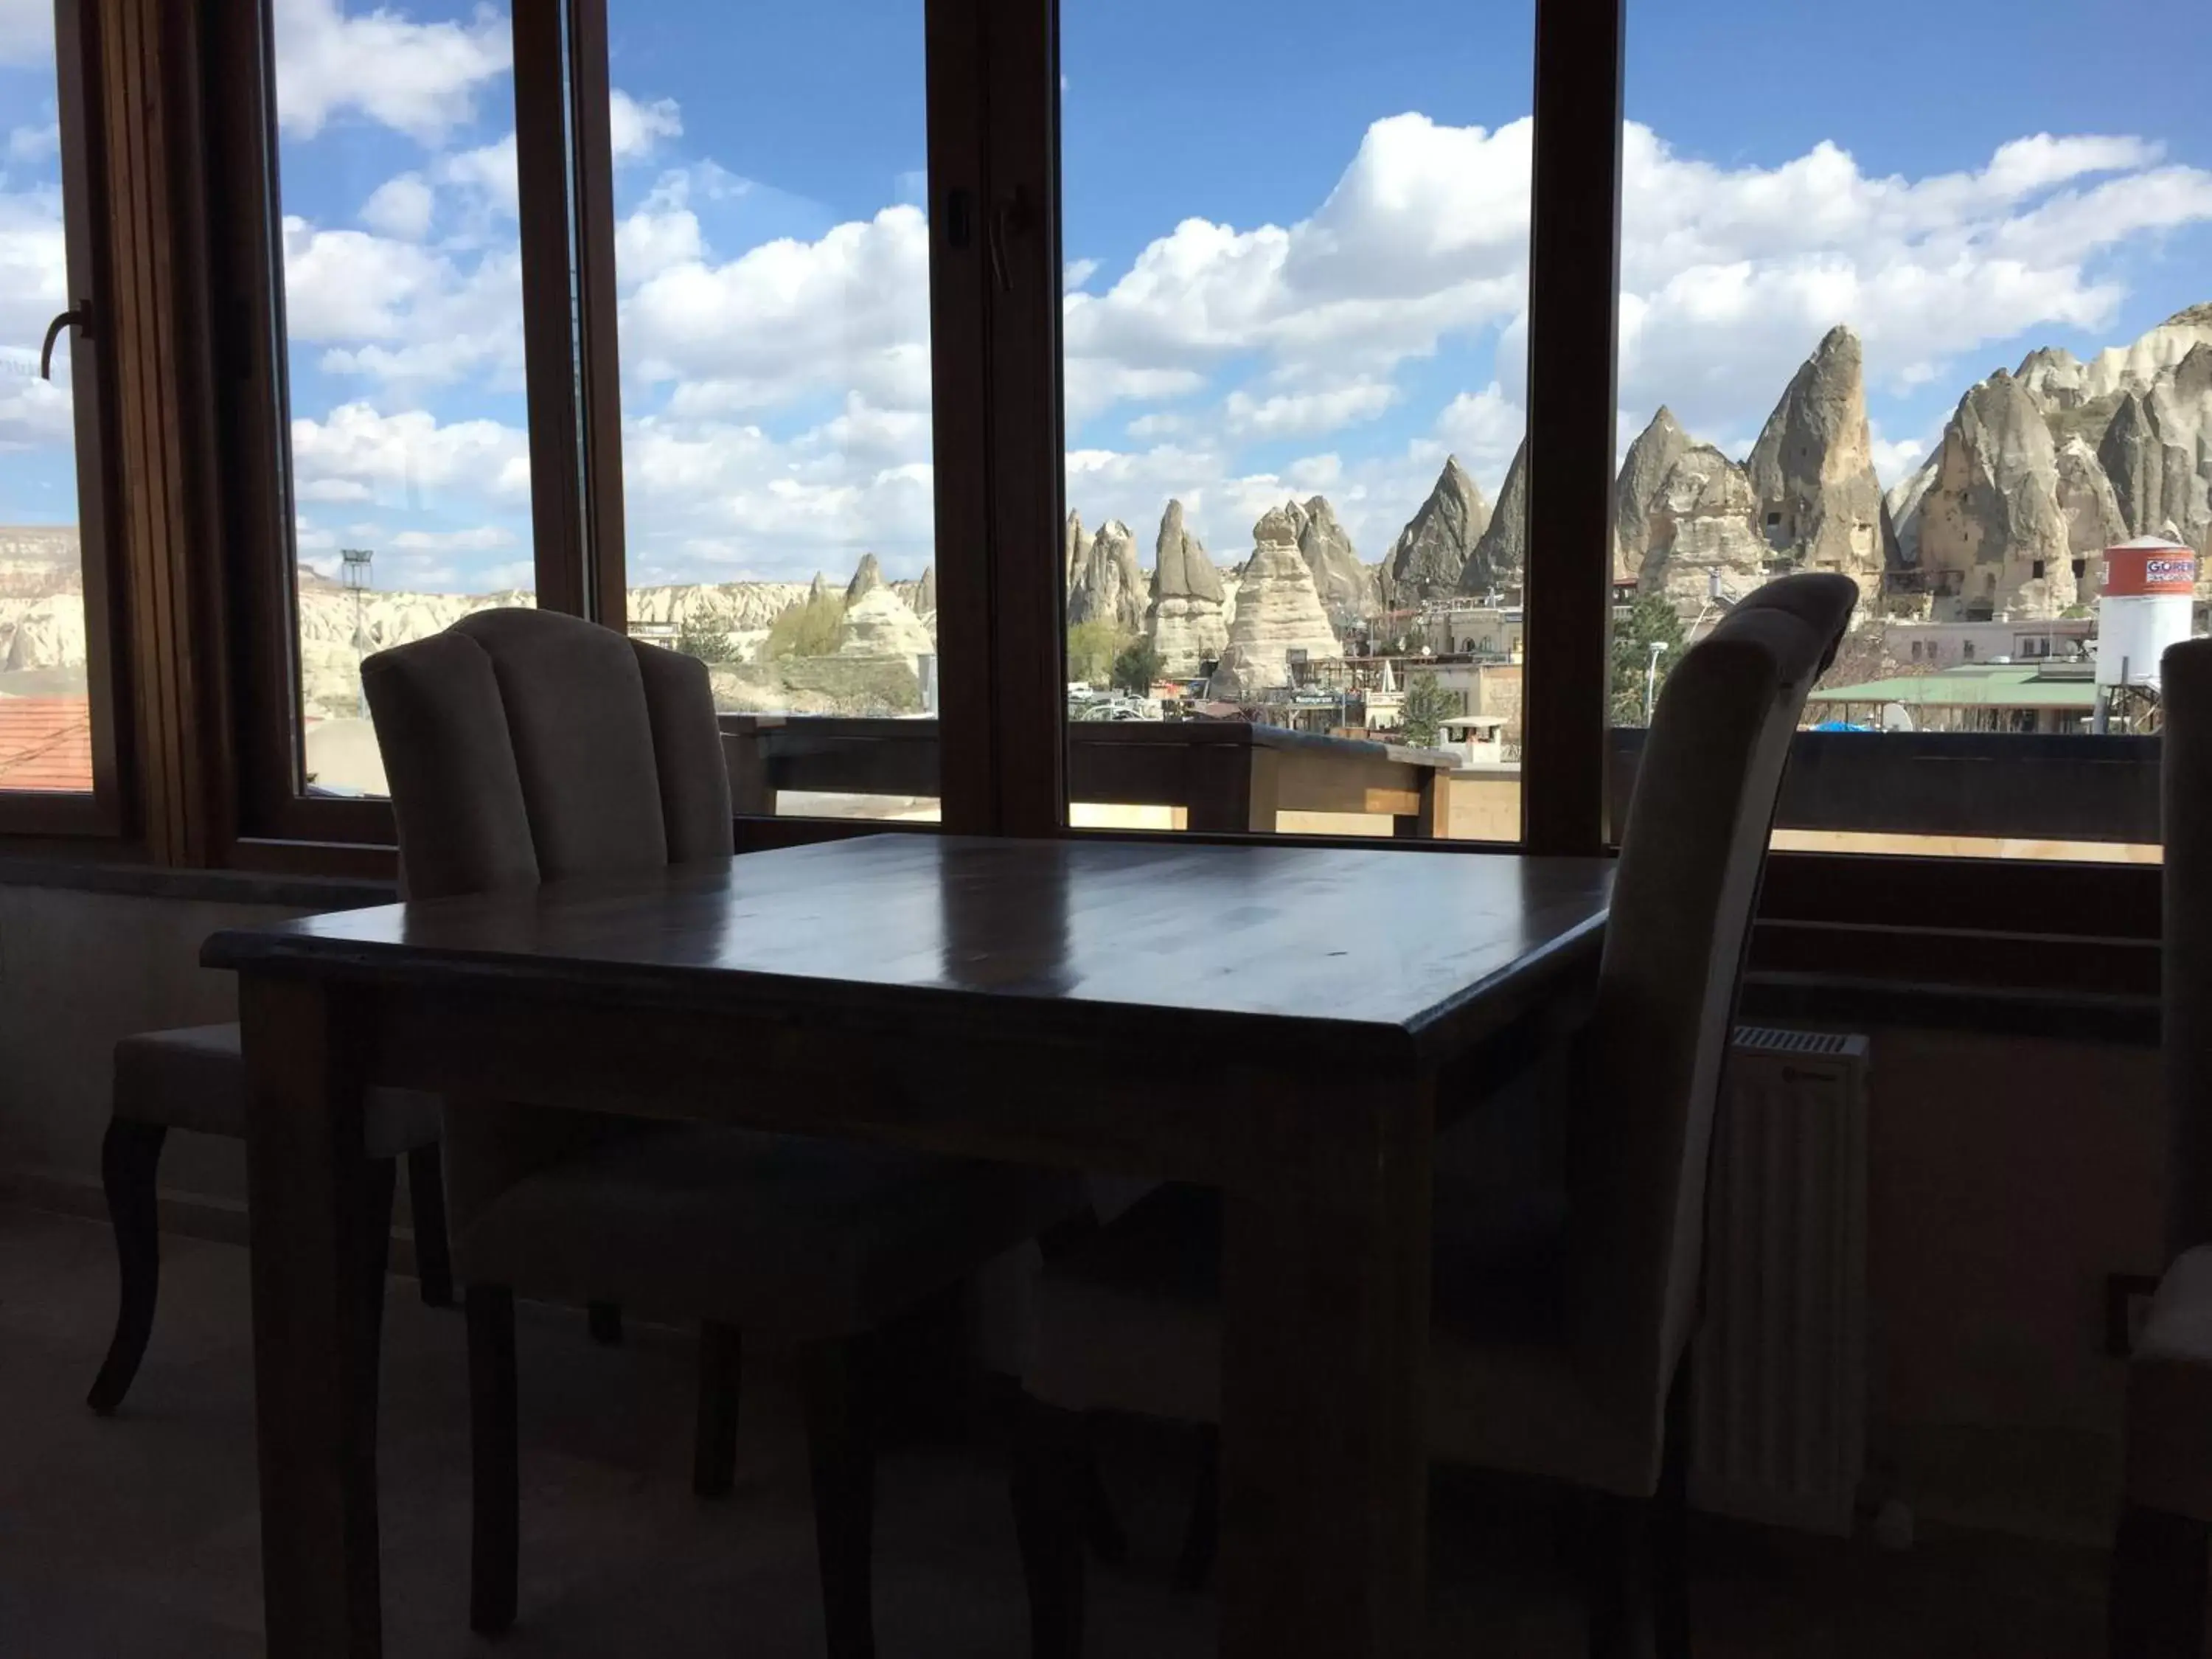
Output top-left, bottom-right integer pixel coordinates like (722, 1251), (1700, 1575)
(1570, 572), (1856, 1446)
(2163, 639), (2212, 1262)
(362, 608), (734, 1222)
(363, 607), (733, 896)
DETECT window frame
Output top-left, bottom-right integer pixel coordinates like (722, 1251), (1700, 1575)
(0, 0), (2161, 982)
(199, 0), (609, 863)
(0, 0), (128, 838)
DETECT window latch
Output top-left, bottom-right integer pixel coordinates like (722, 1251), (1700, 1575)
(990, 187), (1034, 293)
(40, 305), (89, 380)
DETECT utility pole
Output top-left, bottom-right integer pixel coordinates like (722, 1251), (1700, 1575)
(341, 548), (374, 719)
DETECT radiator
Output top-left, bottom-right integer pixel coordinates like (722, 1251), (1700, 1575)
(1689, 1026), (1871, 1535)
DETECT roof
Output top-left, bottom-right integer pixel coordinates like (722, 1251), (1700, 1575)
(1807, 664), (2100, 711)
(0, 697), (94, 790)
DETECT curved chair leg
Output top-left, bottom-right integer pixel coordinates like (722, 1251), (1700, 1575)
(587, 1301), (624, 1346)
(693, 1321), (742, 1498)
(2111, 1503), (2209, 1659)
(801, 1338), (878, 1659)
(1011, 1396), (1088, 1659)
(1172, 1424), (1220, 1593)
(467, 1286), (520, 1635)
(87, 1119), (169, 1416)
(405, 1144), (453, 1308)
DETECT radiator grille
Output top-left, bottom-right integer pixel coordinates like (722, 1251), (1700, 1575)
(1691, 1029), (1871, 1535)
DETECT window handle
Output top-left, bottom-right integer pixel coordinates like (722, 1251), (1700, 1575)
(990, 187), (1033, 293)
(40, 305), (89, 380)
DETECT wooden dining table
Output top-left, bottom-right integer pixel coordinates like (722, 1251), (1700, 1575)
(204, 834), (1612, 1658)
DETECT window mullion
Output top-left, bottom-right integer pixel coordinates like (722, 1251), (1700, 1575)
(1519, 0), (1625, 858)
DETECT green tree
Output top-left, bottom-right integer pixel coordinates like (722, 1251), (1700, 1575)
(1111, 638), (1165, 696)
(763, 593), (846, 660)
(1400, 670), (1457, 748)
(1065, 619), (1126, 686)
(675, 620), (737, 664)
(1610, 594), (1686, 727)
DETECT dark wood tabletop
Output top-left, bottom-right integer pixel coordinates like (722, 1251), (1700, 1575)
(215, 835), (1613, 1659)
(205, 835), (1613, 1066)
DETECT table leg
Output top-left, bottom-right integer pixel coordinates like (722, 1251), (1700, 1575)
(240, 975), (383, 1658)
(1217, 1071), (1434, 1659)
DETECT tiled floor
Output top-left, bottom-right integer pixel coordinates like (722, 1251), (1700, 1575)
(1, 1203), (2112, 1657)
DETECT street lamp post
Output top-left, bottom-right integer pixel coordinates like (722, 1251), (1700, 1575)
(1644, 640), (1670, 725)
(341, 548), (374, 719)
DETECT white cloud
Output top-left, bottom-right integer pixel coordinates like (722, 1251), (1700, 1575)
(7, 118), (58, 162)
(1223, 379), (1397, 439)
(435, 132), (519, 220)
(282, 214), (526, 392)
(1430, 383), (1525, 481)
(360, 173), (434, 240)
(273, 0), (511, 146)
(608, 90), (681, 161)
(621, 204), (932, 414)
(390, 524), (515, 552)
(0, 0), (51, 66)
(617, 403), (939, 585)
(290, 403), (531, 510)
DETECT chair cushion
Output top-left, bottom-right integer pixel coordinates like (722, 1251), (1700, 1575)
(2126, 1244), (2212, 1517)
(451, 1123), (1087, 1343)
(111, 1024), (442, 1159)
(1024, 1178), (1658, 1496)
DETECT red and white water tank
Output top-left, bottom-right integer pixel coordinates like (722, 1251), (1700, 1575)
(2098, 537), (2198, 689)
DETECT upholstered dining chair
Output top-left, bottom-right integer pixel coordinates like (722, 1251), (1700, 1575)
(2110, 636), (2212, 1658)
(1009, 571), (1858, 1659)
(88, 1027), (449, 1415)
(364, 607), (1082, 1656)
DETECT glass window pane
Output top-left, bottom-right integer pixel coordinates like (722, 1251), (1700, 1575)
(0, 7), (94, 793)
(1060, 0), (1531, 841)
(608, 4), (939, 824)
(271, 0), (535, 801)
(1613, 0), (2209, 863)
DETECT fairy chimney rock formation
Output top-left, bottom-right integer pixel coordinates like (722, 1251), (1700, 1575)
(1915, 369), (2076, 618)
(1209, 507), (1343, 698)
(1384, 455), (1493, 604)
(835, 585), (937, 658)
(1291, 495), (1374, 617)
(1637, 444), (1772, 608)
(1745, 325), (1893, 595)
(1456, 440), (1528, 597)
(1146, 498), (1229, 677)
(1613, 406), (1695, 579)
(1067, 517), (1147, 634)
(844, 552), (885, 604)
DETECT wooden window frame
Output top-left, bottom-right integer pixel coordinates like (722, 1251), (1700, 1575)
(198, 0), (605, 868)
(0, 0), (128, 841)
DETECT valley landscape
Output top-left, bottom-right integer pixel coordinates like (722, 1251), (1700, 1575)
(1, 305), (2205, 723)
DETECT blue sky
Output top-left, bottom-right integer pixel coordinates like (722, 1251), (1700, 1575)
(3, 0), (2208, 592)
